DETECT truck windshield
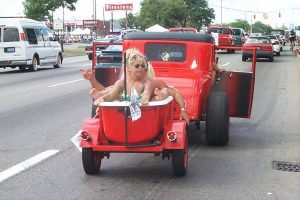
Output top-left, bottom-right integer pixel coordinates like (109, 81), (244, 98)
(3, 27), (19, 42)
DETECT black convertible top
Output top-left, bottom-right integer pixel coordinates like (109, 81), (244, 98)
(123, 32), (214, 43)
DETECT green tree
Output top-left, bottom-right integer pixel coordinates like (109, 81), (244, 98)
(136, 0), (169, 30)
(23, 0), (49, 21)
(229, 19), (251, 32)
(119, 13), (137, 29)
(136, 0), (214, 30)
(23, 0), (77, 21)
(252, 21), (272, 33)
(164, 0), (189, 28)
(184, 0), (215, 30)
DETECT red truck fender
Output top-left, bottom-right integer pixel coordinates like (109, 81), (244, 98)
(163, 120), (187, 150)
(80, 118), (103, 148)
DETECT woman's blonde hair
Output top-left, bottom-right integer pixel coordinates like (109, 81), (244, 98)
(124, 48), (155, 77)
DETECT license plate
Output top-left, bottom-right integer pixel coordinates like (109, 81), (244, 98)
(256, 47), (260, 50)
(4, 47), (15, 53)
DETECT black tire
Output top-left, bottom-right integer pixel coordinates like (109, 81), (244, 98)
(206, 91), (230, 146)
(82, 148), (101, 174)
(30, 56), (38, 71)
(242, 56), (247, 61)
(88, 53), (93, 60)
(269, 56), (274, 62)
(276, 51), (280, 56)
(172, 137), (188, 176)
(19, 66), (27, 72)
(54, 55), (62, 68)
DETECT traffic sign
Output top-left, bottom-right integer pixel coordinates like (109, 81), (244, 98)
(53, 20), (63, 30)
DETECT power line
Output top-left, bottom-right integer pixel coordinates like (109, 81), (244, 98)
(209, 4), (300, 14)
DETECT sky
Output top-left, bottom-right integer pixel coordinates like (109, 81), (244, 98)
(1, 0), (300, 28)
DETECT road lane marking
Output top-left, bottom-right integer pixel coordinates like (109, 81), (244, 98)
(48, 78), (84, 88)
(66, 59), (89, 63)
(221, 62), (231, 67)
(0, 150), (59, 183)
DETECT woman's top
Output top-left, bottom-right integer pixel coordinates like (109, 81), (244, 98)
(120, 87), (144, 101)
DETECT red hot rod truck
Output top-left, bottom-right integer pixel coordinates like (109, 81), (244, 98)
(79, 32), (257, 176)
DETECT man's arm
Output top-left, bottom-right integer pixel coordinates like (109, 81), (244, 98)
(95, 80), (123, 104)
(80, 68), (105, 91)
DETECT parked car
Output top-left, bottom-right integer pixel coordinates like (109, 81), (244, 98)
(85, 38), (120, 60)
(0, 17), (62, 71)
(266, 35), (281, 56)
(231, 28), (246, 46)
(80, 32), (257, 176)
(207, 26), (235, 53)
(242, 36), (273, 61)
(168, 27), (198, 33)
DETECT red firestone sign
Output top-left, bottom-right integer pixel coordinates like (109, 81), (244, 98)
(105, 3), (133, 11)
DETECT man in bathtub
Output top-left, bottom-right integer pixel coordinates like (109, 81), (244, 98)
(81, 48), (190, 124)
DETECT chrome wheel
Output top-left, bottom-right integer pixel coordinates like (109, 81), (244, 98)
(54, 55), (62, 68)
(30, 57), (38, 71)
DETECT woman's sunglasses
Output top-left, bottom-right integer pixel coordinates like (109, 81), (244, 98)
(134, 64), (146, 69)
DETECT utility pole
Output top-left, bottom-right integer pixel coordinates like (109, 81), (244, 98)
(61, 1), (65, 52)
(92, 0), (95, 19)
(111, 11), (113, 33)
(250, 14), (253, 33)
(220, 0), (223, 25)
(95, 0), (97, 37)
(103, 7), (106, 36)
(125, 9), (128, 29)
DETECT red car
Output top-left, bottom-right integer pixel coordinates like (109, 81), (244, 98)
(242, 36), (273, 62)
(207, 26), (235, 53)
(80, 32), (257, 176)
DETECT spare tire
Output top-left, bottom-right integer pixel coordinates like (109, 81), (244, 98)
(206, 91), (230, 146)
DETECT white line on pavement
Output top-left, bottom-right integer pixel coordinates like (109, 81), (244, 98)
(0, 150), (59, 183)
(66, 59), (88, 63)
(48, 78), (84, 88)
(221, 62), (231, 67)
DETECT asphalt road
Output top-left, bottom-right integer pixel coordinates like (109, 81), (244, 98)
(0, 48), (299, 200)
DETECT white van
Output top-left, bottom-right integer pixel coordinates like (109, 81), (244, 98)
(0, 17), (62, 71)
